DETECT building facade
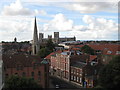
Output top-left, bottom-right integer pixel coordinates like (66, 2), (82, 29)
(47, 49), (101, 88)
(2, 54), (49, 88)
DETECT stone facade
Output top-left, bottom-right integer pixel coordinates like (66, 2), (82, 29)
(39, 32), (76, 44)
(32, 17), (40, 55)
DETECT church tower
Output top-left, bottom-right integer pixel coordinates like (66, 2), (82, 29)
(32, 17), (40, 55)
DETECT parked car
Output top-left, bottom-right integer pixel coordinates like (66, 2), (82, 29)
(55, 85), (59, 88)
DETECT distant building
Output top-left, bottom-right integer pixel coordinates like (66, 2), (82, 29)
(2, 54), (49, 88)
(40, 32), (76, 44)
(69, 44), (120, 64)
(69, 44), (120, 55)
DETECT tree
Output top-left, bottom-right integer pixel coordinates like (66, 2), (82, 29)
(81, 45), (95, 55)
(46, 39), (55, 51)
(4, 75), (42, 89)
(38, 39), (55, 58)
(38, 47), (51, 58)
(98, 55), (120, 88)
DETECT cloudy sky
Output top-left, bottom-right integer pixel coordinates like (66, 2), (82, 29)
(0, 0), (118, 42)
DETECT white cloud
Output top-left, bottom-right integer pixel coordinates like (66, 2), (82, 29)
(71, 15), (118, 40)
(0, 16), (38, 41)
(1, 0), (32, 16)
(63, 2), (117, 13)
(43, 13), (73, 31)
(1, 0), (47, 16)
(21, 0), (119, 2)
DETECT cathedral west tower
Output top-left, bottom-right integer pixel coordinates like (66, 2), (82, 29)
(32, 17), (40, 55)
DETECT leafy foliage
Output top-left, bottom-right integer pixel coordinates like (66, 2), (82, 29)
(46, 39), (55, 51)
(81, 45), (95, 55)
(98, 55), (120, 88)
(38, 47), (51, 58)
(4, 75), (42, 89)
(38, 39), (55, 58)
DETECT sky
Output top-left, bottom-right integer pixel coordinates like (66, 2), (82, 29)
(0, 0), (119, 42)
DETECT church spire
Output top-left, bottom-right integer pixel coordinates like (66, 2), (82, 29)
(32, 17), (39, 55)
(33, 16), (38, 42)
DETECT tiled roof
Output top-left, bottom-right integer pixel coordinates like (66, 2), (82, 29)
(70, 44), (120, 55)
(45, 52), (55, 60)
(45, 50), (67, 59)
(2, 54), (42, 68)
(90, 55), (97, 61)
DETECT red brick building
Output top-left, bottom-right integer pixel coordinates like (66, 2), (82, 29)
(2, 54), (49, 88)
(46, 49), (100, 88)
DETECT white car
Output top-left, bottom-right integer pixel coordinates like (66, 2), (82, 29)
(55, 85), (59, 88)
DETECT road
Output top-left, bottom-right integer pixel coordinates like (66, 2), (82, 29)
(49, 76), (80, 89)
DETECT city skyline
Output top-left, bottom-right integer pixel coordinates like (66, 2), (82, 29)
(0, 0), (118, 42)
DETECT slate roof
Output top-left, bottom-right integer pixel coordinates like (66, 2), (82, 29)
(2, 54), (42, 68)
(71, 61), (86, 68)
(70, 55), (90, 63)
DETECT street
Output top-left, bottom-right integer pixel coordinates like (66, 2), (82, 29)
(49, 76), (80, 89)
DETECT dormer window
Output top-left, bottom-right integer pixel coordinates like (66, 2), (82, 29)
(107, 51), (112, 54)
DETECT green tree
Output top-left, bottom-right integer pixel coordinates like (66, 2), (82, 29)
(38, 39), (56, 58)
(46, 39), (55, 51)
(81, 45), (95, 55)
(98, 55), (120, 88)
(38, 47), (51, 58)
(4, 75), (42, 89)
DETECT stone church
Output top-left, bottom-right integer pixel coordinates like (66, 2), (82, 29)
(32, 17), (76, 55)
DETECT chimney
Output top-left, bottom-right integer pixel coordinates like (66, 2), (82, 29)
(86, 59), (89, 65)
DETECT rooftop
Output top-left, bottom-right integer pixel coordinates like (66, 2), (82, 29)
(2, 54), (42, 68)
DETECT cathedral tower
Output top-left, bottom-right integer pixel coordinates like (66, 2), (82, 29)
(32, 17), (40, 55)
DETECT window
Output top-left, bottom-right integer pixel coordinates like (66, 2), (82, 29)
(22, 72), (26, 77)
(79, 78), (82, 83)
(74, 76), (76, 81)
(38, 71), (41, 76)
(38, 77), (41, 82)
(74, 69), (76, 74)
(31, 72), (34, 77)
(15, 73), (18, 75)
(71, 69), (73, 73)
(107, 51), (112, 54)
(33, 63), (38, 69)
(31, 77), (34, 80)
(16, 64), (22, 71)
(5, 74), (8, 78)
(116, 51), (120, 55)
(71, 75), (73, 80)
(77, 77), (79, 82)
